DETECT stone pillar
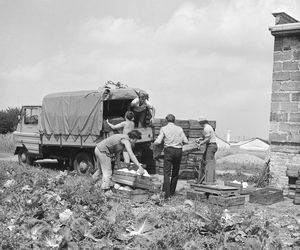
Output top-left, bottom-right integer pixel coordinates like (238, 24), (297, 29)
(269, 13), (300, 189)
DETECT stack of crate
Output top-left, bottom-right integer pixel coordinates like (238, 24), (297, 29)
(152, 118), (216, 179)
(294, 170), (300, 205)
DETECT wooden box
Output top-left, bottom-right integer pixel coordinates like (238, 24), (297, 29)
(208, 195), (245, 208)
(113, 189), (149, 202)
(186, 190), (207, 201)
(190, 183), (239, 197)
(249, 187), (283, 205)
(224, 181), (242, 194)
(112, 170), (153, 190)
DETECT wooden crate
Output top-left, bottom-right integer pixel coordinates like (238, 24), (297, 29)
(249, 187), (283, 205)
(112, 170), (153, 190)
(224, 181), (243, 194)
(113, 189), (149, 202)
(190, 184), (239, 197)
(208, 195), (245, 208)
(186, 190), (207, 201)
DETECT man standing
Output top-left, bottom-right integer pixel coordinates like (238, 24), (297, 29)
(154, 114), (188, 199)
(197, 117), (218, 183)
(130, 92), (155, 127)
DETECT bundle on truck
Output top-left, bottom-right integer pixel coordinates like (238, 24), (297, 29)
(13, 87), (154, 174)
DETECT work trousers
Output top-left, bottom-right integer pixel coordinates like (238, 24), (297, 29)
(163, 147), (182, 199)
(133, 109), (147, 127)
(94, 147), (113, 190)
(199, 143), (218, 182)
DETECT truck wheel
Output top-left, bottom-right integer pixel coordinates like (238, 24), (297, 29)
(73, 152), (94, 175)
(18, 150), (34, 166)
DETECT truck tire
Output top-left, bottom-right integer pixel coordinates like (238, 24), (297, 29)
(18, 149), (34, 167)
(73, 152), (94, 175)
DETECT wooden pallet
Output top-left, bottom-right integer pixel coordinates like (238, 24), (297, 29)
(190, 183), (239, 197)
(249, 187), (283, 205)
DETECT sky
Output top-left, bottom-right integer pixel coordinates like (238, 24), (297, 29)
(1, 0), (300, 141)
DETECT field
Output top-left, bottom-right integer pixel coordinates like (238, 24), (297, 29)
(0, 134), (300, 249)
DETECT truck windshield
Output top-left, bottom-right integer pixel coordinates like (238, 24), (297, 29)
(24, 107), (39, 125)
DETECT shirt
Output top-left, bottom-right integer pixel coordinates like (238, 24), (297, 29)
(97, 134), (129, 154)
(203, 124), (216, 143)
(154, 122), (188, 148)
(130, 97), (153, 112)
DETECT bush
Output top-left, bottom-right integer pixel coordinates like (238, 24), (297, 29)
(0, 107), (21, 134)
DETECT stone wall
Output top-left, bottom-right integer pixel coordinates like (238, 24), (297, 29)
(269, 14), (300, 189)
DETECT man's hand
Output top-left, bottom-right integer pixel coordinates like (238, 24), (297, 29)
(136, 164), (145, 175)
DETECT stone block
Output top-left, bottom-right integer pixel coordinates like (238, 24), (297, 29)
(274, 51), (293, 61)
(293, 50), (300, 60)
(269, 132), (288, 142)
(279, 122), (290, 132)
(270, 112), (288, 122)
(291, 92), (300, 101)
(281, 81), (300, 91)
(289, 113), (300, 122)
(283, 61), (299, 71)
(290, 71), (300, 81)
(272, 81), (281, 91)
(283, 37), (300, 50)
(273, 62), (282, 72)
(271, 93), (290, 102)
(278, 123), (300, 137)
(280, 102), (299, 112)
(273, 72), (290, 81)
(269, 122), (278, 132)
(288, 133), (300, 143)
(271, 102), (280, 112)
(274, 37), (283, 52)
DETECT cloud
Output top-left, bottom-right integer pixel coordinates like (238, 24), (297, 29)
(1, 0), (299, 138)
(1, 62), (45, 82)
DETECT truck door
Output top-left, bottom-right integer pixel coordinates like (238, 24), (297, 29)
(21, 106), (41, 133)
(14, 106), (42, 165)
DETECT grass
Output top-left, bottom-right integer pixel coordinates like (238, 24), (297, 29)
(0, 133), (15, 153)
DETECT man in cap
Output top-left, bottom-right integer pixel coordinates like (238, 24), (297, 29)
(197, 117), (218, 183)
(154, 114), (189, 199)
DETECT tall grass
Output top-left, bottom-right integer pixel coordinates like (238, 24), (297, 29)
(0, 133), (16, 153)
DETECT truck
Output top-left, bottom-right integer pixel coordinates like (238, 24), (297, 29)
(13, 86), (155, 174)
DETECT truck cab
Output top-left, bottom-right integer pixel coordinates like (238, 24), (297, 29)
(13, 105), (42, 165)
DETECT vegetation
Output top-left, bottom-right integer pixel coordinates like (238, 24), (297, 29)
(0, 107), (21, 134)
(0, 133), (16, 154)
(0, 161), (299, 249)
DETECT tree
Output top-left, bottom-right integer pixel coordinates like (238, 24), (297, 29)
(0, 107), (21, 134)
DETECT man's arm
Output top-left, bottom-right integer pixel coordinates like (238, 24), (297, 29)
(146, 100), (155, 121)
(181, 129), (189, 144)
(130, 98), (138, 108)
(121, 139), (142, 167)
(154, 128), (164, 145)
(106, 120), (125, 130)
(198, 127), (212, 146)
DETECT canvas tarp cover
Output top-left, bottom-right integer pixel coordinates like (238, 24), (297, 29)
(41, 87), (145, 135)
